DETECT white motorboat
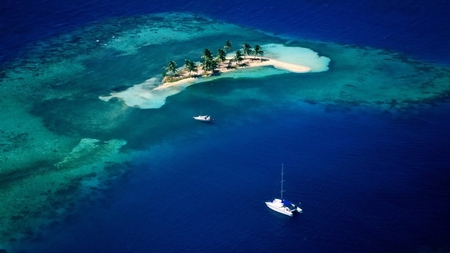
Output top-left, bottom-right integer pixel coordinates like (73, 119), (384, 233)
(193, 115), (214, 122)
(265, 164), (302, 216)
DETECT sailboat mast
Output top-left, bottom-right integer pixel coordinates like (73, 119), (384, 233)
(281, 163), (285, 200)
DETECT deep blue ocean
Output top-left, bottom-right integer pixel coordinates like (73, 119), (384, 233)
(2, 0), (450, 65)
(2, 0), (450, 252)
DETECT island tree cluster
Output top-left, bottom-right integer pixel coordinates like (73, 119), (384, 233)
(163, 41), (264, 83)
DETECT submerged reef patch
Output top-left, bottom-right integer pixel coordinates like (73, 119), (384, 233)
(0, 11), (449, 249)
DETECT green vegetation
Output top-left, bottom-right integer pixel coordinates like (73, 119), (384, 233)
(242, 43), (252, 59)
(234, 50), (244, 65)
(162, 41), (264, 83)
(253, 45), (264, 60)
(217, 48), (227, 63)
(184, 59), (198, 76)
(201, 48), (216, 74)
(165, 61), (177, 75)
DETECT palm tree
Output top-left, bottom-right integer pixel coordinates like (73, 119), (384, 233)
(200, 60), (208, 73)
(234, 50), (244, 66)
(165, 61), (177, 76)
(201, 48), (217, 74)
(242, 43), (252, 59)
(209, 59), (218, 71)
(253, 45), (264, 60)
(201, 59), (218, 73)
(217, 48), (227, 63)
(224, 41), (232, 52)
(184, 59), (191, 70)
(201, 48), (214, 62)
(184, 59), (198, 76)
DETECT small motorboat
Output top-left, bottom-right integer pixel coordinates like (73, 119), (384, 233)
(193, 115), (214, 122)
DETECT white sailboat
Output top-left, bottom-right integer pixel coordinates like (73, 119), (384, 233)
(265, 164), (302, 216)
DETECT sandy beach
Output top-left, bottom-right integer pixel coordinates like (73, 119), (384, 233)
(246, 57), (312, 73)
(98, 56), (313, 108)
(161, 56), (312, 88)
(99, 43), (330, 109)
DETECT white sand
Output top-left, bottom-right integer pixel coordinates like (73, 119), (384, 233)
(99, 43), (331, 109)
(244, 57), (311, 73)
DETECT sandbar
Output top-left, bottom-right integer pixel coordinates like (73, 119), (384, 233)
(99, 43), (330, 109)
(159, 56), (311, 88)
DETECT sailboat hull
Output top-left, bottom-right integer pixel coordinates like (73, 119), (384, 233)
(265, 202), (294, 216)
(265, 198), (299, 216)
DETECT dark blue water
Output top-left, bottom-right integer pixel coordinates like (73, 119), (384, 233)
(2, 0), (450, 252)
(1, 0), (450, 64)
(15, 103), (450, 253)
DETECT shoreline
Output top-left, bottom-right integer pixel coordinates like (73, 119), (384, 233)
(98, 54), (315, 109)
(98, 43), (332, 109)
(160, 56), (312, 88)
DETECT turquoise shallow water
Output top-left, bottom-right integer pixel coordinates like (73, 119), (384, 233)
(1, 1), (450, 252)
(14, 101), (450, 253)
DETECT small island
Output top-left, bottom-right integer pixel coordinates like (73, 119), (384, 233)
(160, 41), (311, 87)
(99, 42), (328, 109)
